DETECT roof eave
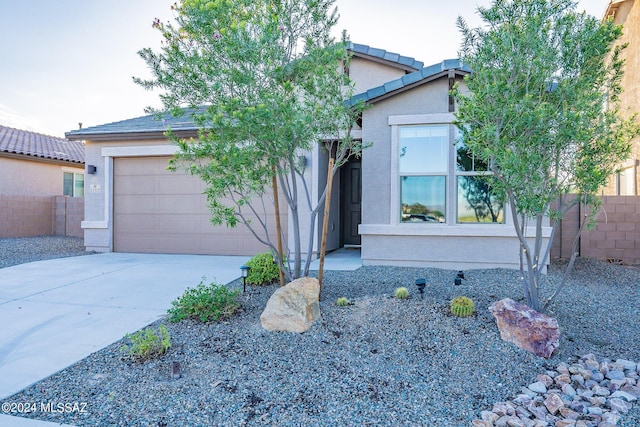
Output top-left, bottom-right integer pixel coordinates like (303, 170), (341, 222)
(0, 151), (85, 166)
(65, 128), (200, 142)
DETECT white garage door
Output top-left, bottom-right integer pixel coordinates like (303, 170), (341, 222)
(113, 156), (283, 255)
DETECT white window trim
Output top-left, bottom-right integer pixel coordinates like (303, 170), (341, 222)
(390, 114), (456, 225)
(63, 170), (85, 197)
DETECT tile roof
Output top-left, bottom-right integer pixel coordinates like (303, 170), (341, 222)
(348, 58), (471, 105)
(0, 125), (84, 164)
(65, 109), (202, 140)
(347, 42), (424, 71)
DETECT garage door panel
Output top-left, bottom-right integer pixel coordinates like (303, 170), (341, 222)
(113, 156), (284, 255)
(155, 196), (203, 214)
(114, 195), (159, 214)
(156, 174), (204, 193)
(114, 176), (157, 194)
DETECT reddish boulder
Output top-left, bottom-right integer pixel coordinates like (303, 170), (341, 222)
(488, 298), (559, 359)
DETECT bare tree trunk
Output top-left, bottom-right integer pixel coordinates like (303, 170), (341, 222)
(318, 156), (335, 296)
(272, 165), (285, 287)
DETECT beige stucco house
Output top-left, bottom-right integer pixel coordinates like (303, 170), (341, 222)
(602, 0), (640, 195)
(0, 125), (85, 237)
(67, 43), (549, 269)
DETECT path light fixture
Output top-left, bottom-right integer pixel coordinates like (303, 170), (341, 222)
(171, 361), (181, 379)
(240, 265), (250, 293)
(415, 278), (426, 299)
(455, 270), (464, 286)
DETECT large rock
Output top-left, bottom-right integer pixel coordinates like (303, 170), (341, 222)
(260, 277), (320, 333)
(488, 298), (559, 359)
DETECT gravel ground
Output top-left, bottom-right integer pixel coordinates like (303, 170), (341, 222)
(0, 235), (95, 268)
(3, 256), (639, 426)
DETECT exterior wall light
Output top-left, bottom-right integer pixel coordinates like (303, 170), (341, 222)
(87, 165), (97, 174)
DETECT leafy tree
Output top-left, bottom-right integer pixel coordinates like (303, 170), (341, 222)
(135, 0), (364, 280)
(454, 0), (639, 312)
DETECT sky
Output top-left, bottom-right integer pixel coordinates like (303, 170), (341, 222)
(0, 0), (609, 138)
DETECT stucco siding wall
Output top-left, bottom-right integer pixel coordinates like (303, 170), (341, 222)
(359, 77), (551, 270)
(0, 157), (83, 196)
(349, 57), (408, 95)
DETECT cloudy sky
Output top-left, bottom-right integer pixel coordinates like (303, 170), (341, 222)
(0, 0), (609, 138)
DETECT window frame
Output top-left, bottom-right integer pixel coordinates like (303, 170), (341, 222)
(390, 113), (505, 226)
(398, 124), (449, 223)
(63, 171), (85, 197)
(454, 130), (504, 224)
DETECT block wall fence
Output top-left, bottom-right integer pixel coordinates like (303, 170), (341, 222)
(552, 195), (640, 265)
(0, 195), (84, 238)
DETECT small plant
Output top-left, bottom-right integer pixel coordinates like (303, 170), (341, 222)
(121, 324), (171, 362)
(450, 296), (475, 317)
(394, 287), (410, 299)
(245, 252), (282, 285)
(336, 297), (350, 307)
(167, 280), (240, 323)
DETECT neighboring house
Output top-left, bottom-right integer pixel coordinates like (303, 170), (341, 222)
(0, 125), (85, 237)
(67, 43), (549, 269)
(602, 0), (640, 195)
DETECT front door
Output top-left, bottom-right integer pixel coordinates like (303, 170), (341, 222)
(340, 158), (362, 246)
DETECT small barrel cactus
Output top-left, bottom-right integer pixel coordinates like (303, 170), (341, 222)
(394, 287), (410, 299)
(450, 296), (475, 317)
(336, 297), (350, 307)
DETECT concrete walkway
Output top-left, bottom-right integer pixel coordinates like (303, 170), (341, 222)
(0, 250), (361, 427)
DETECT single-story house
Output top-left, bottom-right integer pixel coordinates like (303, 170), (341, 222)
(66, 43), (550, 269)
(0, 125), (85, 237)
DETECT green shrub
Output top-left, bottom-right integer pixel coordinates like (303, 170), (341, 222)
(450, 296), (475, 317)
(245, 252), (282, 285)
(121, 324), (171, 362)
(167, 280), (240, 323)
(394, 287), (410, 299)
(336, 297), (350, 307)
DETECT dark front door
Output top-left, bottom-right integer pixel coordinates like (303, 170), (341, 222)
(341, 158), (362, 246)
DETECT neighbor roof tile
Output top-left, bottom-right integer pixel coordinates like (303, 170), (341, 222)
(0, 125), (84, 164)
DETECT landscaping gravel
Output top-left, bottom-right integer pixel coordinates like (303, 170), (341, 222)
(0, 236), (95, 268)
(3, 258), (640, 426)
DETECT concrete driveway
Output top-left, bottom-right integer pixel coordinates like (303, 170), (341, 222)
(0, 249), (361, 426)
(0, 253), (251, 402)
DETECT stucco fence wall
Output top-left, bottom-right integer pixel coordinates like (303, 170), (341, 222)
(552, 195), (640, 265)
(0, 195), (84, 238)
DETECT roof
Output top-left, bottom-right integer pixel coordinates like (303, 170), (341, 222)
(65, 46), (466, 139)
(348, 58), (471, 106)
(604, 0), (630, 20)
(66, 109), (202, 141)
(0, 125), (84, 164)
(347, 42), (424, 72)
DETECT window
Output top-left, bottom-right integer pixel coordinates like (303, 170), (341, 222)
(63, 172), (84, 197)
(399, 125), (448, 223)
(455, 136), (504, 223)
(617, 165), (636, 196)
(396, 122), (504, 224)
